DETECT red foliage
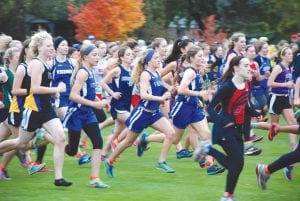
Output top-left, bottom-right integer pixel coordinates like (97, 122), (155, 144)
(194, 15), (227, 45)
(68, 0), (145, 41)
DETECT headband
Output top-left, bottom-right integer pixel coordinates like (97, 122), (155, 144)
(53, 36), (66, 50)
(280, 47), (288, 58)
(83, 45), (96, 56)
(145, 49), (155, 65)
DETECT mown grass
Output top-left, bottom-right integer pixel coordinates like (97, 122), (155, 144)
(1, 125), (299, 201)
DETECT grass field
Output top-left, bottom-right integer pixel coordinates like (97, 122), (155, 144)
(1, 125), (299, 201)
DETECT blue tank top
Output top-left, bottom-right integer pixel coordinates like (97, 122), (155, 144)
(176, 67), (202, 105)
(271, 63), (292, 95)
(69, 67), (96, 111)
(51, 58), (73, 97)
(254, 54), (271, 90)
(139, 70), (166, 111)
(110, 65), (133, 108)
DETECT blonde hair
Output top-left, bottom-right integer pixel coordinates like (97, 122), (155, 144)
(3, 47), (20, 66)
(131, 49), (151, 85)
(29, 31), (52, 57)
(0, 34), (13, 53)
(228, 32), (245, 50)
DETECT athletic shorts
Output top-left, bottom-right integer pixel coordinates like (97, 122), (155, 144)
(0, 108), (8, 123)
(21, 108), (57, 132)
(54, 95), (70, 108)
(268, 94), (291, 115)
(110, 105), (130, 120)
(126, 106), (163, 133)
(8, 112), (22, 127)
(63, 107), (97, 132)
(170, 101), (205, 129)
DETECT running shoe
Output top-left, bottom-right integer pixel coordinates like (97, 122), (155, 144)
(220, 196), (237, 201)
(193, 140), (210, 163)
(256, 164), (270, 190)
(244, 145), (262, 156)
(54, 178), (72, 187)
(176, 149), (193, 159)
(137, 132), (148, 157)
(78, 154), (91, 166)
(89, 178), (110, 188)
(156, 161), (175, 173)
(0, 169), (12, 180)
(249, 134), (264, 143)
(207, 164), (225, 175)
(283, 165), (293, 181)
(268, 122), (278, 141)
(104, 159), (114, 178)
(199, 158), (206, 168)
(28, 163), (45, 175)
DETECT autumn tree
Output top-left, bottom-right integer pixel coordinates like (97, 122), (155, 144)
(68, 0), (145, 41)
(199, 15), (227, 45)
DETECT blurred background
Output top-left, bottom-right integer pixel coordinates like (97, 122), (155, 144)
(0, 0), (299, 44)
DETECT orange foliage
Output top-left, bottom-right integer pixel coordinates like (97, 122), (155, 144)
(194, 15), (227, 45)
(68, 0), (145, 41)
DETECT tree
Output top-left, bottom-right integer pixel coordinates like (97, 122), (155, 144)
(133, 0), (170, 42)
(68, 0), (145, 41)
(267, 0), (300, 40)
(200, 15), (227, 45)
(216, 0), (271, 38)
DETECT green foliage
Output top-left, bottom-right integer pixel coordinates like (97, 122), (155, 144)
(133, 0), (170, 42)
(267, 0), (300, 39)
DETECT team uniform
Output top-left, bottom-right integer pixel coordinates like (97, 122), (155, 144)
(126, 70), (166, 134)
(21, 58), (57, 132)
(170, 67), (205, 129)
(252, 54), (271, 110)
(268, 63), (292, 115)
(51, 58), (73, 108)
(0, 67), (14, 122)
(207, 80), (251, 195)
(8, 63), (30, 127)
(63, 67), (103, 155)
(110, 65), (133, 119)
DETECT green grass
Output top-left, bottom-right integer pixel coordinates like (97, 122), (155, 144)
(1, 126), (299, 201)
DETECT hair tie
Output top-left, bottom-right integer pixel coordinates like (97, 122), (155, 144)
(83, 45), (96, 56)
(145, 49), (155, 65)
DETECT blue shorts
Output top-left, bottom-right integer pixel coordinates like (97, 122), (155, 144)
(170, 101), (205, 129)
(110, 105), (130, 120)
(53, 95), (70, 108)
(125, 106), (163, 133)
(63, 107), (98, 132)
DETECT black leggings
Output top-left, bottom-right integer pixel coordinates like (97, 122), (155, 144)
(268, 140), (300, 173)
(208, 126), (244, 194)
(243, 113), (251, 141)
(65, 122), (103, 156)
